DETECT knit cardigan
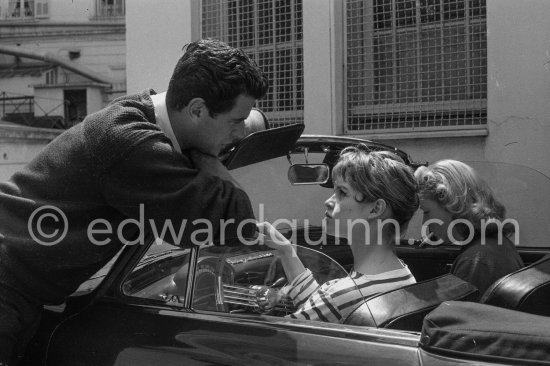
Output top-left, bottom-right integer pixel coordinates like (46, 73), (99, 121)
(0, 90), (255, 305)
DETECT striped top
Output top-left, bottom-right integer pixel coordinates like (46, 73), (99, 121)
(281, 265), (416, 323)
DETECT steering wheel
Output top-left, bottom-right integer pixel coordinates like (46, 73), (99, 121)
(264, 255), (287, 288)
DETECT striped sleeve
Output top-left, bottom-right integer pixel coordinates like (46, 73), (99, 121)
(281, 266), (416, 323)
(279, 270), (344, 322)
(280, 269), (320, 307)
(287, 284), (344, 322)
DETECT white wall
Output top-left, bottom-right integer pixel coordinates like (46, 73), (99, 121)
(86, 86), (103, 114)
(33, 88), (64, 117)
(47, 0), (94, 22)
(303, 0), (335, 135)
(125, 0), (193, 94)
(484, 0), (550, 176)
(0, 75), (37, 97)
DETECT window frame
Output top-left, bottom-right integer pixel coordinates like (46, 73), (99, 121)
(6, 0), (48, 19)
(93, 0), (125, 19)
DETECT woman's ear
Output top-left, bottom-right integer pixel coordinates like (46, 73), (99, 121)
(368, 198), (388, 219)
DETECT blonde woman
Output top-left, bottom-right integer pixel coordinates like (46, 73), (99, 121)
(415, 160), (523, 297)
(258, 146), (419, 323)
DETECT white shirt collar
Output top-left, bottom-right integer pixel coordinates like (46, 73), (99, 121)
(151, 91), (182, 153)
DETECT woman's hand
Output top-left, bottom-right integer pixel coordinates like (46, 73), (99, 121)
(257, 221), (306, 282)
(256, 221), (294, 256)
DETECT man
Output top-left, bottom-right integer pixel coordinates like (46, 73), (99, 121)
(0, 38), (268, 365)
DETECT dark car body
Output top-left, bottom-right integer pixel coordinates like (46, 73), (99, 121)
(22, 125), (550, 365)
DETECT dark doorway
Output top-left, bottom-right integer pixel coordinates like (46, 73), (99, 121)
(64, 89), (87, 127)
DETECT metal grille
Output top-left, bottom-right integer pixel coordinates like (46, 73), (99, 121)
(201, 0), (304, 127)
(345, 0), (487, 132)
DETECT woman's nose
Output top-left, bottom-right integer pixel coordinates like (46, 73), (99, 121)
(325, 196), (334, 209)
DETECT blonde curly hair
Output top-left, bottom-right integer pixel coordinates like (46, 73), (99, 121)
(415, 160), (507, 236)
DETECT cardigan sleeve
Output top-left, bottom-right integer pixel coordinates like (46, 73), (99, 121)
(99, 137), (256, 246)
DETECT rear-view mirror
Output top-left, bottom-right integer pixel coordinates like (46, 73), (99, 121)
(288, 164), (330, 185)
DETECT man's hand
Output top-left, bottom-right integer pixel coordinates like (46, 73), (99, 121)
(189, 149), (242, 189)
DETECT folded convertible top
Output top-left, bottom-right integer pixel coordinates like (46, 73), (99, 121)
(223, 124), (304, 170)
(420, 301), (550, 364)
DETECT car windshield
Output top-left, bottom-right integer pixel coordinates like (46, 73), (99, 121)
(191, 244), (347, 314)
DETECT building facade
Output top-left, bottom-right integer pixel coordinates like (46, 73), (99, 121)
(0, 0), (126, 127)
(0, 0), (126, 180)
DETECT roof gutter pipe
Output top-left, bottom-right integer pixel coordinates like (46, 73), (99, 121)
(0, 45), (112, 85)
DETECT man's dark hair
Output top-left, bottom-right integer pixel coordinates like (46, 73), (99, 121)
(166, 38), (269, 116)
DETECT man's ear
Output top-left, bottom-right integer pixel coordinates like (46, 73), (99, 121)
(187, 98), (206, 120)
(368, 198), (388, 219)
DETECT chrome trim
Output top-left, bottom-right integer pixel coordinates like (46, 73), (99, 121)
(149, 306), (421, 348)
(184, 246), (199, 308)
(215, 275), (224, 306)
(225, 251), (274, 265)
(294, 135), (411, 161)
(222, 283), (295, 313)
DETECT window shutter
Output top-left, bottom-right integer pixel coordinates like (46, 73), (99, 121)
(35, 0), (48, 18)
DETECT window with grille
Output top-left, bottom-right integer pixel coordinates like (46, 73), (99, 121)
(345, 0), (487, 133)
(94, 0), (124, 18)
(201, 0), (304, 127)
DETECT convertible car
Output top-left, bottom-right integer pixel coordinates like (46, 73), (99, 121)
(22, 123), (550, 365)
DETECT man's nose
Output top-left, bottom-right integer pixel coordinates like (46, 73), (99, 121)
(233, 123), (246, 140)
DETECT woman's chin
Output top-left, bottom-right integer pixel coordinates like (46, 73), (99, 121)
(323, 219), (335, 236)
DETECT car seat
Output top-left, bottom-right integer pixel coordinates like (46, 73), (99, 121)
(479, 254), (550, 316)
(343, 274), (478, 331)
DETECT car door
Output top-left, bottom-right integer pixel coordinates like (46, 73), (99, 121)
(41, 242), (424, 366)
(44, 301), (423, 366)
